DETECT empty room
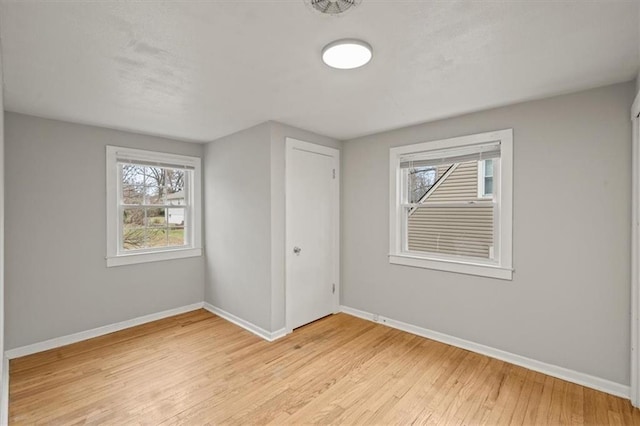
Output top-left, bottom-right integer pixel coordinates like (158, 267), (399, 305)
(0, 0), (639, 424)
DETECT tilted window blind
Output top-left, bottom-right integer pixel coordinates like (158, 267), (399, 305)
(400, 141), (500, 169)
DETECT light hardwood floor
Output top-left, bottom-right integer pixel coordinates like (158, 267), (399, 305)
(9, 309), (640, 425)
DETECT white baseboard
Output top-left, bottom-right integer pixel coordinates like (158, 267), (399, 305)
(203, 303), (286, 342)
(5, 302), (205, 359)
(340, 305), (630, 400)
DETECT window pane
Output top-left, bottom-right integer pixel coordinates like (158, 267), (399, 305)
(146, 185), (166, 205)
(484, 177), (493, 195)
(120, 165), (187, 206)
(169, 225), (185, 246)
(123, 227), (147, 250)
(145, 228), (169, 248)
(484, 159), (493, 177)
(166, 169), (185, 206)
(123, 207), (145, 227)
(122, 208), (146, 250)
(168, 206), (186, 225)
(111, 148), (200, 262)
(167, 195), (184, 206)
(412, 161), (478, 203)
(118, 163), (192, 252)
(407, 205), (494, 259)
(146, 208), (166, 227)
(408, 166), (437, 203)
(122, 207), (186, 251)
(166, 169), (185, 194)
(405, 159), (495, 259)
(121, 164), (145, 185)
(122, 185), (144, 205)
(144, 167), (163, 186)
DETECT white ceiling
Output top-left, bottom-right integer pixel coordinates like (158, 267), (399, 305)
(1, 1), (638, 143)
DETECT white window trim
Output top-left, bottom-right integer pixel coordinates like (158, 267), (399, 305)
(106, 146), (202, 267)
(389, 129), (513, 280)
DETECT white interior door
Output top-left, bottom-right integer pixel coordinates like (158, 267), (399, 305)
(286, 138), (339, 331)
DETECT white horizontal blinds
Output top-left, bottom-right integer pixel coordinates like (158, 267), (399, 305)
(114, 147), (198, 170)
(117, 159), (195, 171)
(400, 141), (500, 169)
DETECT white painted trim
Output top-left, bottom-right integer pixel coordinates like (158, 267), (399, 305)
(389, 254), (513, 280)
(285, 138), (340, 333)
(2, 300), (286, 361)
(631, 90), (640, 120)
(340, 305), (630, 400)
(5, 302), (204, 359)
(0, 300), (285, 426)
(389, 129), (513, 280)
(106, 247), (202, 267)
(203, 303), (286, 342)
(0, 358), (7, 426)
(105, 145), (203, 268)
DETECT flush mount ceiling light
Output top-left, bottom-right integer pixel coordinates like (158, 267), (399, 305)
(308, 0), (362, 16)
(322, 39), (372, 70)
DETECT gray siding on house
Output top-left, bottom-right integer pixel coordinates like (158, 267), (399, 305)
(408, 205), (493, 258)
(408, 160), (493, 258)
(426, 161), (480, 202)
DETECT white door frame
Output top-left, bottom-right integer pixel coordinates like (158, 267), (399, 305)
(631, 89), (640, 407)
(285, 138), (340, 334)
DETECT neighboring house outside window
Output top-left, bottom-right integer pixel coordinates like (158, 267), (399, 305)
(389, 129), (513, 280)
(167, 190), (186, 225)
(106, 146), (202, 267)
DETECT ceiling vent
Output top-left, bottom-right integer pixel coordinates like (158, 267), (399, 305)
(308, 0), (362, 15)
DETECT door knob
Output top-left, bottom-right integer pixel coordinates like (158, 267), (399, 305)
(293, 246), (302, 255)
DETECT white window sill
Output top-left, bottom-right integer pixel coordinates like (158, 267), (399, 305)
(107, 247), (202, 267)
(389, 254), (513, 280)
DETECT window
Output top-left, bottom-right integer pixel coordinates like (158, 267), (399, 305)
(389, 129), (513, 280)
(106, 146), (202, 267)
(408, 166), (437, 203)
(478, 159), (494, 198)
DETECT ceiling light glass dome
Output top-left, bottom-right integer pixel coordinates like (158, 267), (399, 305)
(322, 39), (372, 70)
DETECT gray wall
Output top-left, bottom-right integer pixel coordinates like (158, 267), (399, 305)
(5, 113), (205, 349)
(342, 81), (635, 385)
(204, 122), (273, 331)
(204, 121), (340, 332)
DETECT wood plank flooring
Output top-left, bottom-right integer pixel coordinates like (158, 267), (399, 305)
(9, 310), (640, 425)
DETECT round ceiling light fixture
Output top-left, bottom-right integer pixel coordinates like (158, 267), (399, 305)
(322, 39), (372, 70)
